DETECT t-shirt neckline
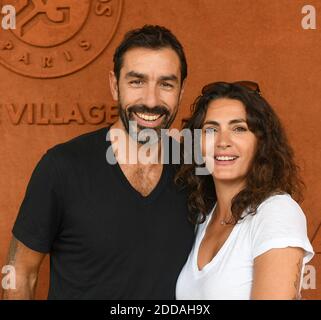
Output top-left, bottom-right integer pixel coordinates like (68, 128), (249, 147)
(104, 126), (171, 204)
(193, 203), (240, 277)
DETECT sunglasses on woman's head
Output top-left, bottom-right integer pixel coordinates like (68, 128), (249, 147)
(201, 81), (262, 96)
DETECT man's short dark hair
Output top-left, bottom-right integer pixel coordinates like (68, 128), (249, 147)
(113, 25), (188, 83)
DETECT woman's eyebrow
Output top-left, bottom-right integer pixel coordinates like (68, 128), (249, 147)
(229, 118), (247, 125)
(203, 120), (219, 126)
(203, 118), (246, 126)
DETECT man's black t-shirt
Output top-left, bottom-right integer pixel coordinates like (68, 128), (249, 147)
(12, 127), (195, 299)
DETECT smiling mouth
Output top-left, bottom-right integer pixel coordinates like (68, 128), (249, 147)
(134, 112), (164, 122)
(214, 156), (239, 161)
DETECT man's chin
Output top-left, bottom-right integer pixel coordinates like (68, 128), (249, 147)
(133, 126), (163, 145)
(129, 118), (168, 134)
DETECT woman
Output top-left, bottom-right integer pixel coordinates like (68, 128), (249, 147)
(175, 81), (314, 300)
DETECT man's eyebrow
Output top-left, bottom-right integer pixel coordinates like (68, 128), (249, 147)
(203, 119), (247, 126)
(125, 71), (146, 79)
(124, 71), (179, 83)
(159, 75), (179, 82)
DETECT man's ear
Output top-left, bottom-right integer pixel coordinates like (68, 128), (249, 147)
(109, 71), (119, 101)
(179, 79), (186, 104)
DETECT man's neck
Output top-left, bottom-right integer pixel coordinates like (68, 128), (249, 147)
(110, 121), (163, 167)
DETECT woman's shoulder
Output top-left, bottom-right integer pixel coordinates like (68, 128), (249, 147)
(246, 193), (314, 262)
(241, 193), (305, 226)
(257, 193), (303, 213)
(247, 192), (308, 239)
(255, 193), (305, 222)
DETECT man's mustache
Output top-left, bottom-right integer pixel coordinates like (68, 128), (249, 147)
(127, 105), (170, 117)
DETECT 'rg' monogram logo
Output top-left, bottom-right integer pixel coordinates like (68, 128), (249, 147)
(0, 0), (123, 78)
(15, 0), (71, 36)
(6, 0), (88, 48)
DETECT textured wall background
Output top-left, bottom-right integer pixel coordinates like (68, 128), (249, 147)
(0, 0), (320, 299)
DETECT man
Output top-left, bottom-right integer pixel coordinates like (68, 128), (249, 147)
(2, 25), (195, 300)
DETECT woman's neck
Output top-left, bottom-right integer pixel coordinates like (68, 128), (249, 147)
(214, 179), (245, 222)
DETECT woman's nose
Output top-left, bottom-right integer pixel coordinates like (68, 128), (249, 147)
(216, 131), (232, 149)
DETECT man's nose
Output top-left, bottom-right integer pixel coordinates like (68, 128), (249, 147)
(143, 84), (159, 108)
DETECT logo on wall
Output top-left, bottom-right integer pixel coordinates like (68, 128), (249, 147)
(0, 0), (123, 78)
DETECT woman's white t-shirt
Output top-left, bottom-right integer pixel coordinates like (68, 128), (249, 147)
(176, 194), (314, 300)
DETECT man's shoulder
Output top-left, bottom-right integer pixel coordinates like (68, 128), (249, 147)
(46, 126), (108, 162)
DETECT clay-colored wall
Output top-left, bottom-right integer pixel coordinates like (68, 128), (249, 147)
(0, 0), (320, 299)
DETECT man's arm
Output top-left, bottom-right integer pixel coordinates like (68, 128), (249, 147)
(1, 236), (46, 300)
(251, 247), (304, 300)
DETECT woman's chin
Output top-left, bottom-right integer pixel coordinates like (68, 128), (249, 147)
(212, 174), (245, 185)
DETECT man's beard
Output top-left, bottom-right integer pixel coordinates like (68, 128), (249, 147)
(118, 103), (178, 145)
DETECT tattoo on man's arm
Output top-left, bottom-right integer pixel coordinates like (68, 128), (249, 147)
(7, 237), (19, 265)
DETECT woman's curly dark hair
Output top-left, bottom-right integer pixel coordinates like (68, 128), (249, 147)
(175, 82), (304, 225)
